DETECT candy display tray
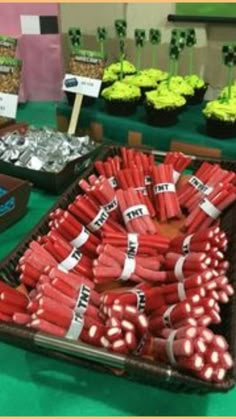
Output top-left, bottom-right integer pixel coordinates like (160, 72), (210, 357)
(0, 173), (31, 233)
(0, 144), (235, 393)
(0, 123), (102, 194)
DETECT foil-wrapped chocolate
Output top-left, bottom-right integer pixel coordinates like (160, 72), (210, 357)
(0, 127), (97, 173)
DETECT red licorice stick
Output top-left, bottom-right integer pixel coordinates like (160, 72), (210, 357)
(177, 162), (217, 204)
(154, 336), (194, 360)
(152, 164), (182, 220)
(0, 301), (25, 315)
(13, 312), (31, 325)
(149, 301), (191, 332)
(117, 188), (157, 234)
(20, 264), (42, 280)
(178, 353), (204, 371)
(101, 232), (169, 255)
(94, 244), (166, 284)
(0, 281), (26, 298)
(184, 187), (236, 233)
(70, 195), (124, 236)
(51, 212), (99, 257)
(0, 291), (28, 308)
(164, 152), (190, 183)
(161, 326), (197, 340)
(117, 167), (155, 218)
(30, 318), (66, 337)
(126, 188), (153, 234)
(48, 267), (94, 289)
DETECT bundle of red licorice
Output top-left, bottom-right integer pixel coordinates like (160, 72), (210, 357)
(0, 147), (235, 385)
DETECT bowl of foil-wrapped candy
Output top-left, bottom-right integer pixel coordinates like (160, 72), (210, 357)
(0, 125), (101, 193)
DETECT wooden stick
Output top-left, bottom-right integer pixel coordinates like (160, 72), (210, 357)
(68, 93), (83, 135)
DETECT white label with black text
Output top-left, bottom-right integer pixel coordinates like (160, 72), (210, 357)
(153, 183), (176, 194)
(0, 92), (18, 119)
(63, 73), (102, 97)
(123, 205), (149, 224)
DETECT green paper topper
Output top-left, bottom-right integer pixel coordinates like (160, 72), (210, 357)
(115, 20), (127, 38)
(222, 44), (236, 67)
(97, 27), (107, 42)
(149, 29), (161, 45)
(169, 42), (181, 61)
(68, 27), (82, 49)
(186, 28), (197, 47)
(135, 29), (146, 47)
(171, 29), (186, 49)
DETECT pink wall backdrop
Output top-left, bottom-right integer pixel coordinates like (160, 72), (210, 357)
(0, 3), (64, 101)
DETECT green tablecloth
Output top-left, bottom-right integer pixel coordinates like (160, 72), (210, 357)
(56, 99), (236, 160)
(0, 102), (235, 416)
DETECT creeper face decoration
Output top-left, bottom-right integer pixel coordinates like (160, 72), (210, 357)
(149, 29), (161, 45)
(186, 28), (197, 47)
(169, 40), (180, 60)
(68, 27), (81, 49)
(135, 29), (146, 47)
(169, 29), (186, 59)
(97, 27), (107, 42)
(222, 44), (236, 67)
(115, 20), (127, 38)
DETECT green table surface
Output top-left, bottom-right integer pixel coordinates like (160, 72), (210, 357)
(57, 99), (236, 160)
(0, 102), (235, 416)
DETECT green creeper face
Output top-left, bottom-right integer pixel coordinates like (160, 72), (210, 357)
(97, 27), (107, 42)
(135, 29), (146, 47)
(149, 29), (161, 45)
(169, 29), (186, 59)
(115, 20), (127, 38)
(68, 27), (81, 49)
(186, 28), (197, 47)
(169, 40), (180, 60)
(222, 44), (236, 67)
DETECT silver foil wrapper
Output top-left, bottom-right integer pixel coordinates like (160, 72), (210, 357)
(0, 127), (97, 173)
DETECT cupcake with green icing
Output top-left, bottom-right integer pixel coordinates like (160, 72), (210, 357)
(158, 76), (194, 104)
(140, 68), (168, 83)
(203, 98), (236, 138)
(144, 88), (186, 126)
(101, 68), (118, 90)
(101, 80), (141, 116)
(185, 75), (208, 105)
(107, 60), (136, 77)
(123, 73), (157, 101)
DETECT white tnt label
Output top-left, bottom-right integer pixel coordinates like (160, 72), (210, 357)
(153, 183), (176, 194)
(63, 73), (102, 98)
(0, 92), (18, 119)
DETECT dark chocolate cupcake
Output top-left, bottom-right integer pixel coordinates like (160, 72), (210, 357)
(185, 75), (208, 105)
(145, 89), (186, 127)
(101, 81), (141, 116)
(203, 99), (236, 139)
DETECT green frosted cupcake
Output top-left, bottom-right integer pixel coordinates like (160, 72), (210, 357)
(123, 73), (157, 101)
(185, 75), (208, 105)
(101, 81), (141, 116)
(203, 98), (236, 138)
(145, 89), (186, 126)
(101, 68), (118, 90)
(140, 68), (168, 83)
(158, 76), (194, 104)
(107, 60), (136, 77)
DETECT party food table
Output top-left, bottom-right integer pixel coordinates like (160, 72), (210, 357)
(0, 101), (236, 416)
(56, 99), (236, 160)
